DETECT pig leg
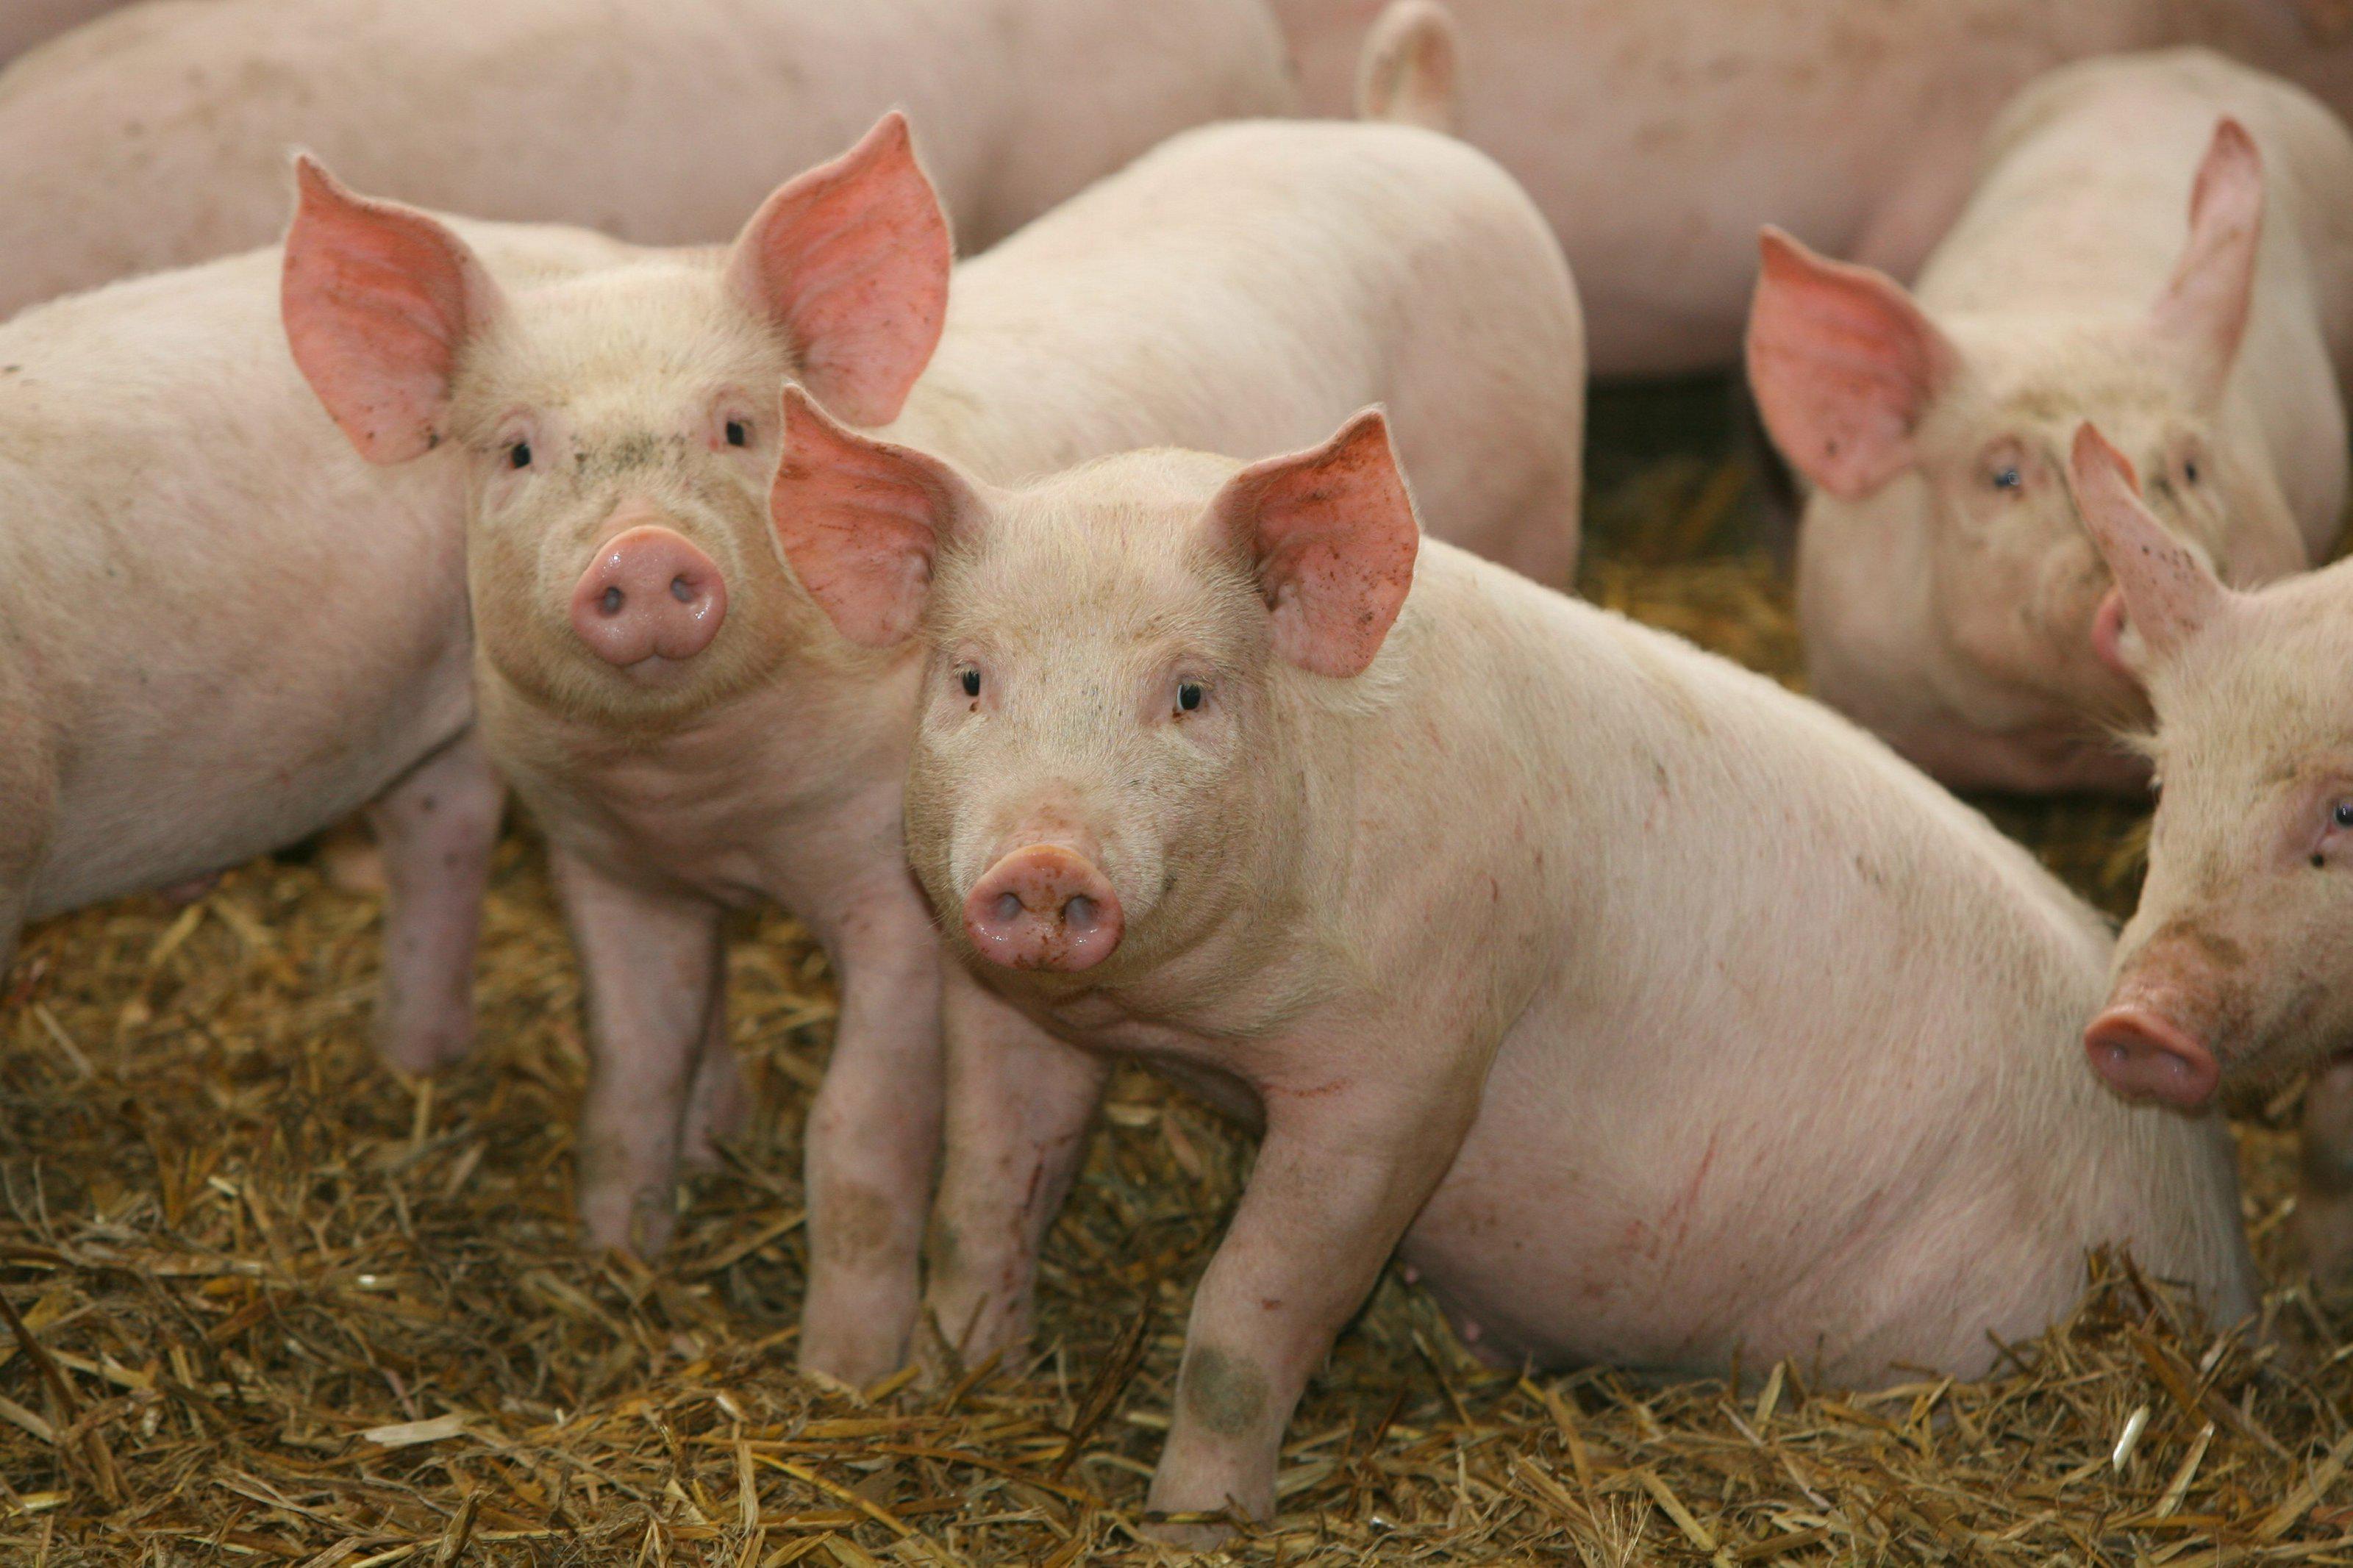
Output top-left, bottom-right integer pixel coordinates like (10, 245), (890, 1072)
(918, 966), (1110, 1378)
(678, 958), (746, 1170)
(796, 889), (949, 1386)
(1146, 1069), (1477, 1544)
(2297, 1053), (2353, 1285)
(366, 728), (503, 1075)
(550, 846), (724, 1257)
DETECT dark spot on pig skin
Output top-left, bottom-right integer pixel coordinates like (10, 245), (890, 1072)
(1179, 1345), (1269, 1437)
(812, 1183), (899, 1267)
(2304, 1133), (2353, 1198)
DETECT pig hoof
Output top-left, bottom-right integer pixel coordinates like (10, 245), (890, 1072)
(1140, 1515), (1237, 1551)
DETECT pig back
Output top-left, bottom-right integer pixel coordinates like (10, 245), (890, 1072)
(1338, 545), (2254, 1381)
(896, 119), (1584, 562)
(0, 220), (632, 916)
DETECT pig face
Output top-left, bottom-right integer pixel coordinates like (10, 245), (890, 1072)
(2068, 422), (2353, 1109)
(1750, 121), (2300, 740)
(280, 115), (951, 728)
(768, 390), (1418, 975)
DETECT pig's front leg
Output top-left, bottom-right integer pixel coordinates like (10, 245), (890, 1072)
(549, 846), (724, 1257)
(1146, 1067), (1478, 1545)
(796, 889), (950, 1386)
(918, 965), (1110, 1378)
(366, 728), (504, 1074)
(2299, 1053), (2353, 1285)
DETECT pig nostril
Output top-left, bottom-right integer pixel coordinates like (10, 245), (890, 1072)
(1064, 894), (1097, 931)
(599, 586), (624, 616)
(991, 891), (1023, 926)
(670, 575), (696, 604)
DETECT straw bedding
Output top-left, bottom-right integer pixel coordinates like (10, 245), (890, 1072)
(0, 378), (2345, 1566)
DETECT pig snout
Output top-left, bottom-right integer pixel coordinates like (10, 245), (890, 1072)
(2082, 1002), (2220, 1110)
(570, 526), (727, 668)
(963, 843), (1124, 972)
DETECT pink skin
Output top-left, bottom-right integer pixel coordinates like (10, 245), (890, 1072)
(2068, 417), (2353, 1278)
(783, 401), (2251, 1546)
(963, 842), (1124, 973)
(282, 118), (963, 1384)
(0, 175), (640, 1088)
(1275, 1), (2353, 376)
(1752, 64), (2353, 798)
(568, 526), (728, 670)
(0, 0), (1294, 319)
(2082, 1002), (2223, 1109)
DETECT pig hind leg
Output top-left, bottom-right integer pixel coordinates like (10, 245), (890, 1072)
(365, 729), (503, 1075)
(2298, 1054), (2353, 1286)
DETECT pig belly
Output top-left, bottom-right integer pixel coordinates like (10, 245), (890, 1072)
(1393, 1032), (2086, 1386)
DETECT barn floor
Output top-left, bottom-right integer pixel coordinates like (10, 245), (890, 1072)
(1, 378), (2347, 1567)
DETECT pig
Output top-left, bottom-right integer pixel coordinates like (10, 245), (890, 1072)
(276, 96), (1583, 1383)
(773, 400), (2257, 1541)
(0, 194), (637, 1075)
(0, 0), (130, 64)
(1746, 51), (2353, 795)
(1274, 0), (2353, 377)
(2067, 420), (2353, 1283)
(0, 0), (1293, 320)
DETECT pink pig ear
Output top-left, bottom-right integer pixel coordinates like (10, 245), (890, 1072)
(2149, 118), (2264, 406)
(724, 112), (952, 429)
(1746, 226), (1961, 501)
(281, 154), (506, 464)
(771, 383), (980, 646)
(2068, 422), (2227, 670)
(1212, 408), (1421, 679)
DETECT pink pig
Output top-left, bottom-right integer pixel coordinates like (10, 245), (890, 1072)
(0, 0), (1293, 318)
(0, 179), (634, 1073)
(278, 93), (1583, 1383)
(1276, 0), (2353, 376)
(0, 0), (129, 64)
(1749, 51), (2353, 795)
(775, 401), (2255, 1543)
(2067, 421), (2353, 1284)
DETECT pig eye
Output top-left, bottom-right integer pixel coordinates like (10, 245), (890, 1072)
(726, 420), (749, 448)
(1176, 681), (1204, 714)
(509, 441), (532, 470)
(2182, 459), (2200, 485)
(960, 668), (981, 698)
(1990, 465), (2022, 493)
(2334, 800), (2353, 829)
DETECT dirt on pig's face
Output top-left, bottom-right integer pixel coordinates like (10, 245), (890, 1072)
(2114, 584), (2353, 1095)
(904, 450), (1285, 983)
(449, 267), (812, 730)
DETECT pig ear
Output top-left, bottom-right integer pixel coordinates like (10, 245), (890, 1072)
(724, 112), (951, 429)
(2149, 118), (2264, 406)
(771, 382), (979, 646)
(1212, 408), (1421, 679)
(2068, 422), (2227, 669)
(281, 155), (505, 464)
(1746, 226), (1961, 501)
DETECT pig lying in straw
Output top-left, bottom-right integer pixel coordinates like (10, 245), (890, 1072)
(771, 398), (2258, 1541)
(0, 0), (1293, 319)
(1749, 51), (2353, 794)
(0, 194), (636, 1075)
(2068, 422), (2353, 1284)
(279, 74), (1584, 1382)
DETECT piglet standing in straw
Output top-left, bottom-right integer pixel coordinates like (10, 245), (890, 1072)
(277, 35), (1584, 1384)
(774, 393), (2255, 1544)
